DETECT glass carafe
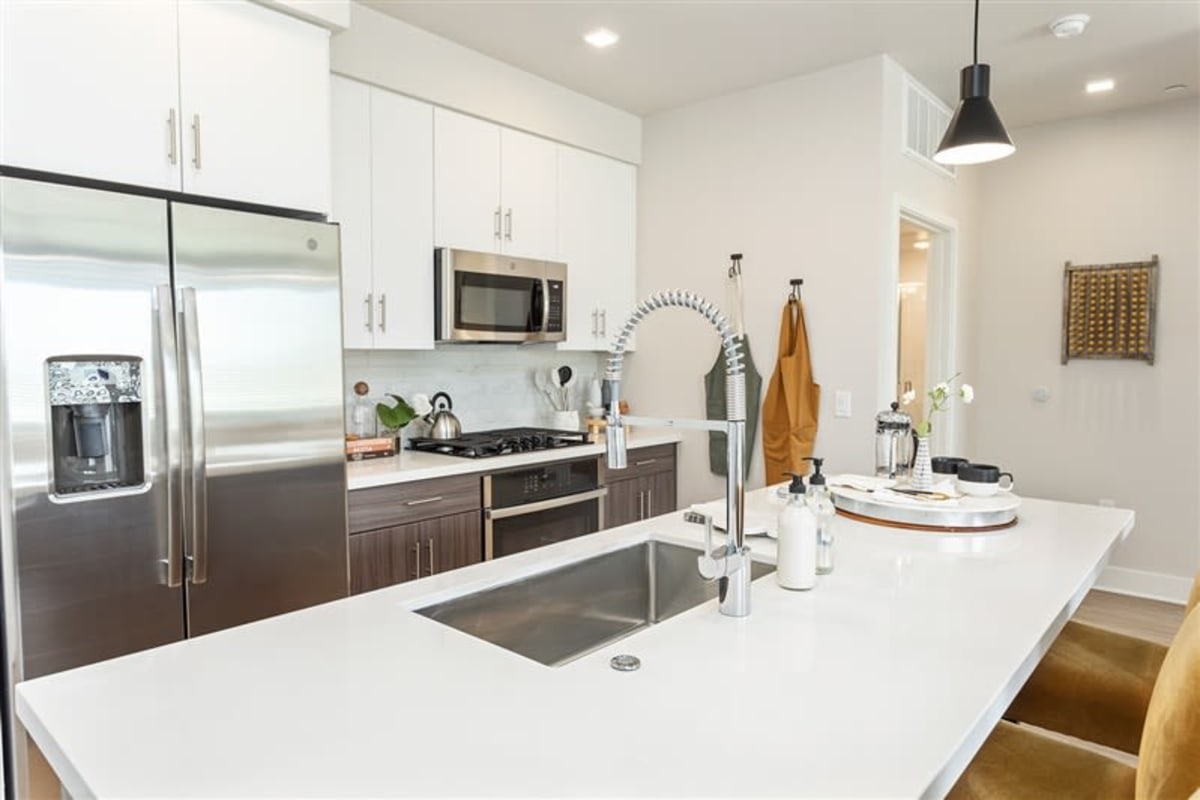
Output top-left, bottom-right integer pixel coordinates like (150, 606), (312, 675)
(875, 402), (913, 480)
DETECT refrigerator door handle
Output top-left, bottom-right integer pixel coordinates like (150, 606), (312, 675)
(155, 285), (184, 588)
(180, 287), (209, 585)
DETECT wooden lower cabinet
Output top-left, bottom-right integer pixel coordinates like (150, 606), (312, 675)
(348, 472), (483, 594)
(349, 510), (482, 595)
(603, 444), (678, 529)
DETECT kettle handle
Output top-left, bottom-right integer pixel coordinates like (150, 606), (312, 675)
(431, 391), (452, 411)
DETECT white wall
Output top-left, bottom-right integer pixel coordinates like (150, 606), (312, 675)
(633, 55), (976, 508)
(330, 3), (641, 163)
(972, 98), (1200, 601)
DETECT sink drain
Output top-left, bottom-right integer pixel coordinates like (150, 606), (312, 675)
(610, 654), (641, 672)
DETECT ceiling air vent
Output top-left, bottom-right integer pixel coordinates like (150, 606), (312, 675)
(903, 76), (956, 178)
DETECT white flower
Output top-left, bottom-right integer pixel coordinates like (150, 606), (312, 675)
(410, 393), (433, 416)
(901, 389), (916, 405)
(933, 382), (950, 397)
(960, 384), (975, 404)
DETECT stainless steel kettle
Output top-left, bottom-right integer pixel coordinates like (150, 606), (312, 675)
(428, 391), (462, 440)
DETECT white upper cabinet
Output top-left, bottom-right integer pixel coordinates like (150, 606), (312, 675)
(331, 77), (434, 350)
(434, 108), (557, 260)
(557, 147), (637, 352)
(499, 128), (558, 260)
(177, 0), (330, 212)
(0, 0), (330, 214)
(0, 1), (182, 191)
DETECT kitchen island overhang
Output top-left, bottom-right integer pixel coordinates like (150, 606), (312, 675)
(17, 490), (1133, 798)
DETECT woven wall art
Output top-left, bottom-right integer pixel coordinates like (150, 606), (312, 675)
(1061, 256), (1158, 365)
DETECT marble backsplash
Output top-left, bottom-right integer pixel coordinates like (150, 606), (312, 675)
(343, 346), (608, 436)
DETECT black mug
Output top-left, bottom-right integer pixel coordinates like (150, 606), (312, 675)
(957, 463), (1015, 496)
(931, 456), (969, 475)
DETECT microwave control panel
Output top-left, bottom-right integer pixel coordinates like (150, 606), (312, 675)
(546, 279), (564, 333)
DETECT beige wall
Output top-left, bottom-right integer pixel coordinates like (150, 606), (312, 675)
(331, 3), (642, 163)
(633, 56), (976, 507)
(972, 98), (1200, 600)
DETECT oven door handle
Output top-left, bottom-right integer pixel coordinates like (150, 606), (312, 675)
(485, 487), (608, 520)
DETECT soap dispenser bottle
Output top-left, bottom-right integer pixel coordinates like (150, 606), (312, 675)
(776, 471), (817, 590)
(804, 456), (836, 575)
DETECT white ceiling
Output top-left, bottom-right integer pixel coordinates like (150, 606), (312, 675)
(361, 1), (1199, 127)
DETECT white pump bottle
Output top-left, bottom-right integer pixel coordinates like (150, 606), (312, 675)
(776, 472), (817, 590)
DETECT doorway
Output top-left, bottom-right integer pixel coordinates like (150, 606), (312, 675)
(893, 207), (958, 455)
(897, 220), (932, 422)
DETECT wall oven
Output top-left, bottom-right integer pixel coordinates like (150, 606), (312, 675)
(483, 459), (607, 560)
(435, 247), (566, 343)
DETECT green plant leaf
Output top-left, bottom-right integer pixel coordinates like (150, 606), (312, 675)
(375, 393), (416, 431)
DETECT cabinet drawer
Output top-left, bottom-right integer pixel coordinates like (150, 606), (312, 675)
(349, 473), (481, 533)
(601, 443), (676, 483)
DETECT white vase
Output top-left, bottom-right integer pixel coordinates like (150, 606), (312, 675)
(910, 436), (933, 491)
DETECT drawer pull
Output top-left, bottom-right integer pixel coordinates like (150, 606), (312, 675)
(411, 541), (421, 579)
(634, 459), (657, 467)
(406, 496), (444, 506)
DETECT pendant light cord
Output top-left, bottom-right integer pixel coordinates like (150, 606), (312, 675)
(973, 0), (980, 65)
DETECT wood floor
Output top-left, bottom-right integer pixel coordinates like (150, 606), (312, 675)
(1074, 589), (1187, 646)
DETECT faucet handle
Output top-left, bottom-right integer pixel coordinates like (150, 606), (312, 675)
(697, 514), (726, 580)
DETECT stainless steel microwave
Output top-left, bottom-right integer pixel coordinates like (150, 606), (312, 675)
(435, 248), (566, 343)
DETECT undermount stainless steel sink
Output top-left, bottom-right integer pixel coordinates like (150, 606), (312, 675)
(416, 540), (775, 667)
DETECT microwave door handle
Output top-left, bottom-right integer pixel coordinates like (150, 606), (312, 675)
(484, 488), (608, 520)
(531, 279), (545, 332)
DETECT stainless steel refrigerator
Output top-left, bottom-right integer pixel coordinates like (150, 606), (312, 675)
(0, 176), (348, 690)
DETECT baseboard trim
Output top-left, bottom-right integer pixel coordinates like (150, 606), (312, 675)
(1094, 566), (1192, 605)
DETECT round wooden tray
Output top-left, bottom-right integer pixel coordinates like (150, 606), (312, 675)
(830, 486), (1020, 532)
(836, 507), (1018, 533)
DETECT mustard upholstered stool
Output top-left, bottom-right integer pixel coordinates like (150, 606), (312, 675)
(949, 603), (1200, 799)
(1004, 572), (1199, 755)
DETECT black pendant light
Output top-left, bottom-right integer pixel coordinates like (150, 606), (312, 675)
(934, 0), (1015, 165)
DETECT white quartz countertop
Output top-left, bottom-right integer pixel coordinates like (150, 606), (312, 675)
(17, 489), (1132, 798)
(346, 431), (682, 490)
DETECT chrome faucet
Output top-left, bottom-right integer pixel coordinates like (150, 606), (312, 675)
(605, 290), (751, 617)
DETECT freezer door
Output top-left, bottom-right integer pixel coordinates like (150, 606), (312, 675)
(0, 177), (186, 679)
(170, 203), (348, 635)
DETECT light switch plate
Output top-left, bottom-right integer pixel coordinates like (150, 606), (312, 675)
(834, 390), (852, 418)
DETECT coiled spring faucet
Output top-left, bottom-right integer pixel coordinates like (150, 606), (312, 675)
(605, 289), (751, 617)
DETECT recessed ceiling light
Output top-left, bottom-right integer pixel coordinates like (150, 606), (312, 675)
(1049, 14), (1090, 39)
(583, 28), (619, 49)
(913, 240), (931, 251)
(1086, 79), (1115, 94)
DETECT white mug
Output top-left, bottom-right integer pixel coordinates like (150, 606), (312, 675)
(956, 463), (1014, 497)
(551, 410), (580, 431)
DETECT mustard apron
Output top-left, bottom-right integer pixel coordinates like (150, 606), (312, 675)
(762, 298), (820, 485)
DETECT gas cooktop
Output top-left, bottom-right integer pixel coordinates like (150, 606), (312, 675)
(407, 427), (589, 459)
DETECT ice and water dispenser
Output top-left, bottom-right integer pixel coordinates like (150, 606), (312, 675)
(47, 358), (144, 496)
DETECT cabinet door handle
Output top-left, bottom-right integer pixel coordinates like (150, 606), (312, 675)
(167, 108), (178, 165)
(634, 459), (657, 467)
(591, 308), (598, 337)
(504, 208), (513, 241)
(364, 293), (374, 332)
(405, 496), (443, 506)
(647, 488), (654, 516)
(411, 541), (421, 579)
(493, 207), (502, 239)
(427, 538), (436, 575)
(600, 309), (607, 337)
(191, 113), (202, 169)
(378, 293), (387, 332)
(637, 490), (644, 520)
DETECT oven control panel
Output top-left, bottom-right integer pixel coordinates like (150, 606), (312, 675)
(489, 458), (599, 510)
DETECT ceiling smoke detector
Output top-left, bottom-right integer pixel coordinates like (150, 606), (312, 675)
(1049, 14), (1090, 39)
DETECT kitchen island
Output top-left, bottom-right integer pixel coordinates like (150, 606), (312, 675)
(17, 488), (1132, 798)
